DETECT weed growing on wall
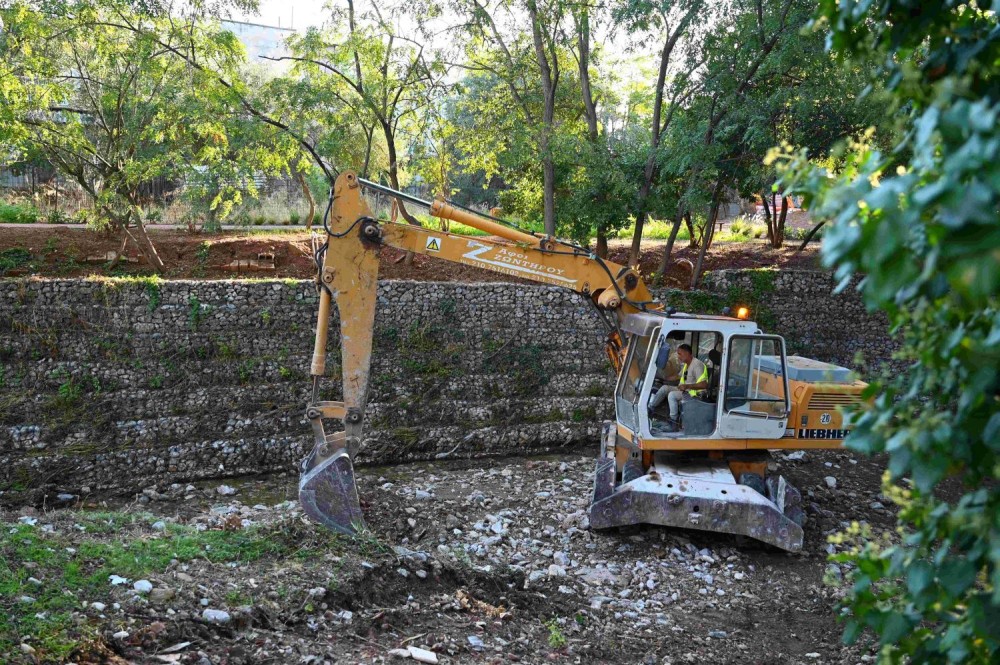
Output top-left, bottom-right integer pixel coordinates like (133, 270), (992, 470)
(724, 269), (777, 330)
(488, 343), (549, 397)
(657, 269), (778, 331)
(188, 296), (202, 330)
(398, 321), (463, 378)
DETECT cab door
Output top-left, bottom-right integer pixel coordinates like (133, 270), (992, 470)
(719, 335), (789, 439)
(615, 333), (653, 433)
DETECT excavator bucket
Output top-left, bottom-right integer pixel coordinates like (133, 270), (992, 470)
(299, 449), (364, 534)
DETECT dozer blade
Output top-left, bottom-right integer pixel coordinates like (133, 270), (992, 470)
(590, 445), (804, 552)
(299, 448), (364, 534)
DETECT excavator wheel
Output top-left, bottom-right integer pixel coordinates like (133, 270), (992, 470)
(738, 472), (767, 496)
(621, 458), (645, 484)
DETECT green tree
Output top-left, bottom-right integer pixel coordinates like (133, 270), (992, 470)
(678, 0), (815, 284)
(0, 0), (292, 269)
(562, 2), (644, 257)
(276, 0), (448, 227)
(776, 1), (1000, 661)
(723, 11), (886, 250)
(452, 0), (574, 236)
(614, 0), (708, 266)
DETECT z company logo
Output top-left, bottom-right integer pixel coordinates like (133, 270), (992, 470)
(461, 241), (576, 284)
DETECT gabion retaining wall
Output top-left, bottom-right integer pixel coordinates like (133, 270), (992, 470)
(0, 273), (893, 503)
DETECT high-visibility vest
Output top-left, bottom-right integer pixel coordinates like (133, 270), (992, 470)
(681, 362), (709, 397)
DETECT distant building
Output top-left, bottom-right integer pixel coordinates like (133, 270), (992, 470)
(221, 20), (294, 69)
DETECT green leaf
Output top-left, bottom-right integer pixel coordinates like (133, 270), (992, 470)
(842, 619), (863, 645)
(938, 558), (977, 599)
(880, 612), (912, 646)
(984, 413), (1000, 449)
(906, 560), (934, 596)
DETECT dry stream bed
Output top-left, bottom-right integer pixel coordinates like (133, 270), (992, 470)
(1, 449), (892, 664)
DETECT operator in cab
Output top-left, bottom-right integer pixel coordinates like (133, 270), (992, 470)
(649, 343), (709, 432)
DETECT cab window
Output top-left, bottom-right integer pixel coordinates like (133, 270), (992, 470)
(724, 336), (788, 417)
(618, 334), (652, 403)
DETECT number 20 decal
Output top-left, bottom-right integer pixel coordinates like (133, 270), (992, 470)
(820, 413), (832, 425)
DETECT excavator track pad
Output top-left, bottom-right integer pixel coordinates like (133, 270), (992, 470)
(299, 449), (364, 534)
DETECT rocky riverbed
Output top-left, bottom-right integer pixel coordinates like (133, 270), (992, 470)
(1, 448), (892, 664)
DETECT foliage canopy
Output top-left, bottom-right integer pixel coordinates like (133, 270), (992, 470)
(776, 0), (1000, 661)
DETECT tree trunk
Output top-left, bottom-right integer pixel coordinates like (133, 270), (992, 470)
(760, 193), (774, 245)
(108, 233), (130, 270)
(383, 126), (417, 226)
(382, 123), (419, 265)
(655, 208), (686, 281)
(595, 227), (608, 259)
(527, 0), (557, 237)
(576, 6), (610, 253)
(129, 210), (165, 273)
(296, 167), (316, 230)
(630, 41), (672, 266)
(541, 149), (556, 236)
(684, 211), (696, 248)
(576, 8), (598, 142)
(690, 183), (724, 288)
(796, 220), (825, 251)
(774, 195), (789, 247)
(360, 125), (375, 179)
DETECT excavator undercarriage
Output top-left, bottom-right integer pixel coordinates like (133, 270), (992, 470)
(591, 426), (806, 551)
(298, 170), (865, 552)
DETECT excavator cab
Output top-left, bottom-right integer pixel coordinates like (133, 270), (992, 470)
(614, 314), (792, 442)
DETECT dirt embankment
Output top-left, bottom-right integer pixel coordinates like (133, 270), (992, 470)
(0, 227), (822, 287)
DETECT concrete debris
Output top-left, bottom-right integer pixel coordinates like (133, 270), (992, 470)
(406, 646), (438, 663)
(201, 609), (231, 624)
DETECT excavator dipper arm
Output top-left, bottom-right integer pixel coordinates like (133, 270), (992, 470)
(299, 171), (653, 533)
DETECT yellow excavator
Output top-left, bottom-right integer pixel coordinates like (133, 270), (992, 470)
(299, 171), (865, 552)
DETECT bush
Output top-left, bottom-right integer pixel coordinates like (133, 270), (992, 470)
(46, 209), (69, 224)
(786, 226), (823, 242)
(0, 248), (32, 274)
(288, 211), (300, 225)
(613, 217), (693, 241)
(726, 216), (767, 242)
(776, 1), (1000, 660)
(71, 209), (94, 225)
(0, 203), (40, 224)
